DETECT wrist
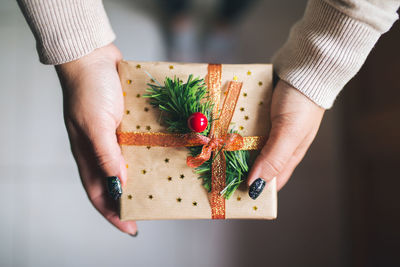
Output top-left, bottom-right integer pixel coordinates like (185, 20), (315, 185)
(18, 0), (115, 65)
(272, 0), (381, 109)
(56, 43), (121, 79)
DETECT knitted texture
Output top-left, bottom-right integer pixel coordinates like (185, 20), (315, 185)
(272, 0), (399, 108)
(17, 0), (399, 107)
(17, 0), (116, 65)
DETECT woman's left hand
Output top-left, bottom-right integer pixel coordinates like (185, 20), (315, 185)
(247, 80), (325, 199)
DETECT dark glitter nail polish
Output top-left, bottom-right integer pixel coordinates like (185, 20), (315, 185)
(129, 231), (139, 237)
(249, 178), (266, 200)
(106, 176), (122, 200)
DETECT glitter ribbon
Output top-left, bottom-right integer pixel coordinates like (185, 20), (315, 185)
(186, 133), (244, 168)
(207, 64), (234, 219)
(117, 132), (265, 151)
(117, 64), (267, 219)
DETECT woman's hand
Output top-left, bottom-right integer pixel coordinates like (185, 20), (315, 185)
(248, 80), (325, 199)
(55, 44), (137, 235)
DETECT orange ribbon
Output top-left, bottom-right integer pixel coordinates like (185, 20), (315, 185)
(207, 64), (241, 219)
(186, 133), (243, 168)
(117, 64), (267, 219)
(117, 132), (264, 150)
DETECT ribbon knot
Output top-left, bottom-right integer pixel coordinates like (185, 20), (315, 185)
(186, 133), (244, 168)
(117, 64), (267, 219)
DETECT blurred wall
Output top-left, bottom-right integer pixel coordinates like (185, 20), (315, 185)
(341, 20), (400, 267)
(0, 0), (347, 266)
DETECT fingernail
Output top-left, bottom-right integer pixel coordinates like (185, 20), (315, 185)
(249, 178), (266, 200)
(129, 231), (138, 237)
(106, 176), (122, 200)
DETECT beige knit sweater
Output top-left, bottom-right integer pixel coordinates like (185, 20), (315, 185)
(17, 0), (400, 108)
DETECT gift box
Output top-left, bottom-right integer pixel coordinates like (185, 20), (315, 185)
(118, 61), (277, 220)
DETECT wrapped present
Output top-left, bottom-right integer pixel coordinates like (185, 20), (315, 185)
(117, 61), (277, 220)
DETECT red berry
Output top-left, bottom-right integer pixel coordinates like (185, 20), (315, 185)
(188, 112), (208, 133)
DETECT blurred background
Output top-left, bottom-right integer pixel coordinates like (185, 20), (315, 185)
(0, 0), (399, 266)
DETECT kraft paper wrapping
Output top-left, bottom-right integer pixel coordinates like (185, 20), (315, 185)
(118, 61), (277, 220)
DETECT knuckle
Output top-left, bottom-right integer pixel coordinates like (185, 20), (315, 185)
(272, 113), (296, 129)
(104, 213), (119, 227)
(259, 154), (285, 176)
(64, 116), (79, 133)
(292, 150), (305, 163)
(93, 150), (118, 170)
(64, 115), (90, 138)
(271, 114), (302, 138)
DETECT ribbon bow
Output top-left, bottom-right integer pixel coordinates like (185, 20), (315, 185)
(117, 64), (267, 219)
(186, 133), (244, 168)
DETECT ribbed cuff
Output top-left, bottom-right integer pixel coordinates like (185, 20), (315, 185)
(17, 0), (116, 65)
(272, 0), (382, 109)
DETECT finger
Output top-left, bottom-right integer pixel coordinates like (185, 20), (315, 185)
(84, 128), (133, 230)
(275, 134), (315, 191)
(91, 192), (137, 235)
(68, 124), (137, 235)
(275, 153), (303, 191)
(67, 121), (127, 191)
(87, 126), (127, 185)
(72, 132), (137, 235)
(247, 118), (300, 187)
(92, 129), (128, 201)
(75, 122), (127, 200)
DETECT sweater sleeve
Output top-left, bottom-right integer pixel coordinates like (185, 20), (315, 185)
(17, 0), (116, 65)
(272, 0), (400, 109)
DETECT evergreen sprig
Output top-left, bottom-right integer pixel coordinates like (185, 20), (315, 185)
(144, 75), (249, 199)
(144, 75), (213, 134)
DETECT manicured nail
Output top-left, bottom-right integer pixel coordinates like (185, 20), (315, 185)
(106, 176), (122, 200)
(129, 231), (138, 237)
(249, 178), (266, 200)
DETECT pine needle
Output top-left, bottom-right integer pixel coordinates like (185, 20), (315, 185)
(144, 75), (250, 199)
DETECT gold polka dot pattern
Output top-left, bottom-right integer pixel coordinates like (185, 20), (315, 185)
(118, 61), (277, 221)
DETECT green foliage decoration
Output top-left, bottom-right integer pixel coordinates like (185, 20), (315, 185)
(144, 75), (249, 199)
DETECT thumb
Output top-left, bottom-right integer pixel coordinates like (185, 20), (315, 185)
(67, 121), (137, 234)
(88, 128), (127, 197)
(246, 117), (300, 198)
(74, 126), (137, 235)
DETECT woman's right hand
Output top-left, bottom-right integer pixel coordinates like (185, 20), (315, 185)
(55, 44), (137, 236)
